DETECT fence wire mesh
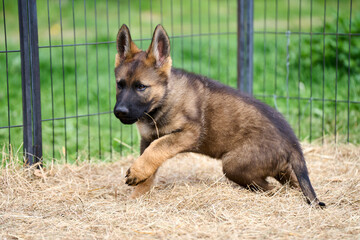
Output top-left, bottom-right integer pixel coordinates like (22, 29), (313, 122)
(0, 0), (359, 164)
(1, 0), (237, 162)
(252, 0), (359, 144)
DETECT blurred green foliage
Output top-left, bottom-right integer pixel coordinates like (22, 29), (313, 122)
(0, 0), (359, 164)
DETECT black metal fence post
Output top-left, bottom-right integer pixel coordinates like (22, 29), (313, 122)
(18, 0), (42, 166)
(237, 0), (254, 95)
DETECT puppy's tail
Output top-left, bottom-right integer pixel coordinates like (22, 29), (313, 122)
(290, 151), (326, 208)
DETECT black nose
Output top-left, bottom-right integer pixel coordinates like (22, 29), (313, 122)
(114, 106), (129, 117)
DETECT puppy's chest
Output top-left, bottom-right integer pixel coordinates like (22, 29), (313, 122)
(137, 121), (173, 140)
(137, 122), (155, 138)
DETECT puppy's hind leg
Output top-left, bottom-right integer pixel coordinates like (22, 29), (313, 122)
(274, 167), (299, 189)
(247, 178), (274, 192)
(222, 149), (275, 192)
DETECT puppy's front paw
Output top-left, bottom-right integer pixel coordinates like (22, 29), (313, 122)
(125, 167), (148, 186)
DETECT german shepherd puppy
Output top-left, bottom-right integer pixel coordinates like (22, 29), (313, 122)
(113, 24), (325, 207)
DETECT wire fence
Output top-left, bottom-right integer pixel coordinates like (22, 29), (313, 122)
(1, 0), (238, 163)
(252, 0), (359, 144)
(0, 0), (359, 164)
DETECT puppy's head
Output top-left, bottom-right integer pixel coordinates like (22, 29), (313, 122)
(113, 24), (172, 124)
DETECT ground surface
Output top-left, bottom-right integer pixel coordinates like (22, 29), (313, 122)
(1, 143), (359, 239)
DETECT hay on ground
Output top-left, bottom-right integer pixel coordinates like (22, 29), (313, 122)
(1, 143), (359, 239)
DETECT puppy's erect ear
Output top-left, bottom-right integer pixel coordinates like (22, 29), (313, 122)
(147, 25), (171, 68)
(116, 24), (140, 63)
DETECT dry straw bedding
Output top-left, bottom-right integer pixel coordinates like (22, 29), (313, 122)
(1, 143), (359, 239)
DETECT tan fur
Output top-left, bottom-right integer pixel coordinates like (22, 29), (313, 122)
(114, 24), (324, 207)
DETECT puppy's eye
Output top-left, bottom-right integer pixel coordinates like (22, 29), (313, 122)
(117, 80), (125, 90)
(136, 84), (147, 92)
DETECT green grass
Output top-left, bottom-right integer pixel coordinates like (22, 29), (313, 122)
(0, 0), (359, 163)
